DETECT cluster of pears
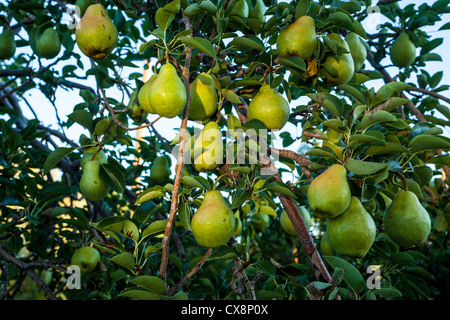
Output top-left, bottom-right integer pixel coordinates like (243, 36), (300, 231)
(79, 146), (109, 202)
(191, 121), (223, 172)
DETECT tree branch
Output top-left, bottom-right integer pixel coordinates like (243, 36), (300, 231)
(405, 87), (450, 105)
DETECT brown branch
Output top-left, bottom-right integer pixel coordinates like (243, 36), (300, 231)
(405, 87), (450, 105)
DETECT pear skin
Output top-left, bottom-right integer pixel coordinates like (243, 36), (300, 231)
(75, 0), (96, 17)
(81, 146), (107, 170)
(193, 121), (223, 172)
(149, 156), (171, 182)
(188, 73), (218, 121)
(390, 32), (416, 68)
(280, 206), (312, 236)
(75, 4), (118, 60)
(383, 190), (431, 248)
(80, 160), (109, 201)
(326, 197), (376, 258)
(138, 74), (158, 114)
(0, 30), (16, 59)
(247, 84), (290, 130)
(345, 32), (367, 72)
(36, 28), (61, 59)
(307, 164), (351, 219)
(320, 232), (336, 256)
(324, 33), (354, 86)
(191, 190), (236, 248)
(276, 15), (317, 59)
(148, 63), (187, 119)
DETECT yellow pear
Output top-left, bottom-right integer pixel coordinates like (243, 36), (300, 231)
(324, 33), (354, 86)
(148, 63), (187, 118)
(191, 190), (235, 248)
(280, 207), (312, 236)
(188, 73), (218, 121)
(247, 84), (290, 130)
(80, 160), (109, 201)
(307, 164), (351, 219)
(75, 4), (118, 60)
(193, 121), (223, 172)
(390, 32), (416, 68)
(326, 197), (376, 258)
(138, 74), (158, 114)
(36, 28), (61, 59)
(149, 156), (171, 183)
(276, 15), (317, 59)
(0, 30), (16, 59)
(345, 32), (367, 71)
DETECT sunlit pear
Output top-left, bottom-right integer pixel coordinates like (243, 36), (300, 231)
(230, 0), (249, 17)
(36, 28), (61, 59)
(390, 32), (416, 68)
(326, 197), (376, 258)
(75, 0), (96, 17)
(75, 4), (118, 60)
(71, 246), (101, 273)
(248, 0), (266, 22)
(383, 190), (431, 248)
(247, 84), (290, 130)
(148, 63), (187, 119)
(324, 33), (354, 86)
(191, 190), (235, 248)
(149, 156), (171, 183)
(80, 146), (107, 170)
(280, 207), (312, 236)
(0, 30), (16, 60)
(276, 15), (317, 59)
(193, 121), (223, 172)
(138, 74), (157, 114)
(307, 164), (351, 219)
(80, 160), (109, 201)
(320, 232), (336, 256)
(188, 72), (218, 121)
(345, 32), (367, 71)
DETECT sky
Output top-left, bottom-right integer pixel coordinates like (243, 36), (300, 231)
(2, 0), (450, 179)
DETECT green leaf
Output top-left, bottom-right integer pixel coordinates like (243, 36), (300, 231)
(159, 291), (189, 300)
(365, 142), (408, 156)
(129, 276), (166, 295)
(207, 245), (237, 261)
(323, 256), (365, 294)
(119, 287), (159, 300)
(345, 159), (389, 176)
(99, 163), (125, 193)
(43, 147), (76, 175)
(358, 110), (398, 130)
(278, 57), (306, 71)
(426, 155), (450, 167)
(295, 0), (310, 18)
(372, 287), (402, 299)
(231, 189), (252, 209)
(142, 220), (167, 239)
(178, 202), (192, 231)
(229, 36), (265, 51)
(265, 181), (295, 197)
(181, 176), (208, 190)
(110, 252), (135, 272)
(136, 186), (166, 205)
(180, 36), (217, 59)
(408, 134), (450, 153)
(68, 109), (93, 131)
(307, 93), (343, 117)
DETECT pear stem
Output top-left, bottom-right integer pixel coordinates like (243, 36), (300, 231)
(213, 173), (234, 190)
(395, 172), (409, 191)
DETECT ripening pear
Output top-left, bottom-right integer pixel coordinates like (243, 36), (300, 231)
(0, 30), (16, 60)
(280, 206), (312, 236)
(36, 28), (61, 59)
(149, 156), (171, 183)
(188, 73), (218, 121)
(345, 32), (367, 71)
(390, 32), (416, 68)
(80, 146), (107, 170)
(80, 160), (109, 201)
(193, 121), (223, 172)
(247, 84), (290, 130)
(148, 63), (187, 119)
(75, 4), (118, 60)
(276, 15), (317, 59)
(248, 0), (266, 22)
(383, 190), (431, 248)
(138, 74), (158, 114)
(326, 197), (376, 258)
(320, 232), (336, 256)
(307, 164), (351, 219)
(324, 33), (354, 86)
(230, 0), (249, 17)
(191, 190), (236, 248)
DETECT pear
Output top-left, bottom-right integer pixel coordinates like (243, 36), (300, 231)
(188, 73), (218, 121)
(307, 164), (351, 219)
(138, 74), (158, 114)
(250, 212), (271, 232)
(324, 33), (354, 86)
(128, 89), (148, 123)
(345, 32), (367, 71)
(280, 207), (312, 236)
(148, 63), (187, 119)
(80, 160), (109, 201)
(193, 121), (223, 172)
(326, 197), (376, 258)
(191, 190), (236, 248)
(276, 15), (317, 59)
(234, 212), (243, 237)
(390, 32), (416, 68)
(80, 146), (107, 170)
(230, 0), (249, 17)
(75, 4), (118, 60)
(0, 30), (16, 60)
(248, 0), (266, 22)
(320, 232), (336, 256)
(383, 190), (431, 248)
(75, 0), (96, 17)
(70, 246), (101, 273)
(149, 156), (171, 183)
(36, 28), (61, 59)
(247, 84), (290, 130)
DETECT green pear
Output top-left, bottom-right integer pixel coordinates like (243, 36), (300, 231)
(35, 28), (61, 59)
(70, 246), (101, 273)
(383, 190), (431, 248)
(138, 74), (158, 114)
(280, 207), (312, 236)
(149, 156), (171, 182)
(75, 0), (96, 17)
(80, 160), (109, 201)
(188, 73), (218, 121)
(326, 197), (376, 258)
(0, 30), (16, 59)
(80, 146), (107, 169)
(390, 32), (416, 68)
(345, 32), (367, 71)
(193, 121), (223, 172)
(248, 0), (266, 22)
(324, 33), (354, 86)
(191, 190), (235, 248)
(247, 84), (290, 130)
(128, 89), (148, 123)
(148, 63), (187, 119)
(75, 4), (118, 60)
(320, 232), (336, 256)
(307, 164), (351, 219)
(230, 0), (249, 17)
(276, 15), (317, 59)
(250, 212), (271, 232)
